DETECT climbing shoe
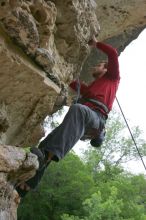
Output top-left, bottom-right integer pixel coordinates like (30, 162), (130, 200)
(15, 148), (51, 199)
(15, 161), (51, 198)
(30, 147), (49, 170)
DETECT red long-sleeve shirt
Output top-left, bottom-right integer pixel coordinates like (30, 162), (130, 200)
(69, 42), (120, 114)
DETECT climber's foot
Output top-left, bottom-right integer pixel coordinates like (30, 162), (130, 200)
(18, 182), (31, 191)
(30, 147), (48, 170)
(16, 183), (31, 198)
(15, 160), (51, 198)
(15, 147), (52, 198)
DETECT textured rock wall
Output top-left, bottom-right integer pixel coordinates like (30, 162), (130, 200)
(0, 0), (99, 147)
(0, 144), (38, 220)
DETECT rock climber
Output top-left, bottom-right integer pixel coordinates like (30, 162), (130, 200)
(16, 37), (120, 198)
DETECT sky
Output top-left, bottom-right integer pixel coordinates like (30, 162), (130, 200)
(114, 28), (146, 174)
(117, 28), (146, 134)
(45, 28), (146, 175)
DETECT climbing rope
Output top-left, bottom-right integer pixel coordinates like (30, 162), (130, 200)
(75, 76), (81, 103)
(116, 97), (146, 172)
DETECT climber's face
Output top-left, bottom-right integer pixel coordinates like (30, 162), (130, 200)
(91, 62), (107, 79)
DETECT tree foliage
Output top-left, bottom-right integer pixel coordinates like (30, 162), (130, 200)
(18, 151), (146, 220)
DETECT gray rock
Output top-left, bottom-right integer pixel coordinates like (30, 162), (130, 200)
(0, 144), (39, 220)
(2, 7), (39, 55)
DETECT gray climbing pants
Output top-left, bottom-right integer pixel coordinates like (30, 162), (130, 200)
(38, 104), (104, 161)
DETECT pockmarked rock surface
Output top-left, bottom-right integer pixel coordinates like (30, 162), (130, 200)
(0, 144), (38, 220)
(0, 0), (99, 147)
(0, 0), (146, 219)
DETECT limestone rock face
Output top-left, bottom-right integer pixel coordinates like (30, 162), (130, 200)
(0, 0), (99, 147)
(0, 33), (60, 147)
(0, 144), (38, 220)
(96, 0), (146, 42)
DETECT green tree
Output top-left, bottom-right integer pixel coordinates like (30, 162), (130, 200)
(103, 109), (146, 164)
(61, 214), (82, 220)
(61, 172), (146, 220)
(83, 188), (123, 220)
(18, 153), (95, 220)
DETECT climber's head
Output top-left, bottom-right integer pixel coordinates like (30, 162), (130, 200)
(91, 60), (108, 79)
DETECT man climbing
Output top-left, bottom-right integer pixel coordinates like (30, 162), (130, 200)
(16, 37), (120, 198)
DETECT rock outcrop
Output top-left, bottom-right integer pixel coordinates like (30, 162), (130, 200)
(0, 0), (146, 219)
(0, 144), (38, 220)
(0, 0), (99, 147)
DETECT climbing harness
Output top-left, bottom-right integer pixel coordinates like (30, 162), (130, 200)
(78, 97), (109, 115)
(116, 97), (146, 172)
